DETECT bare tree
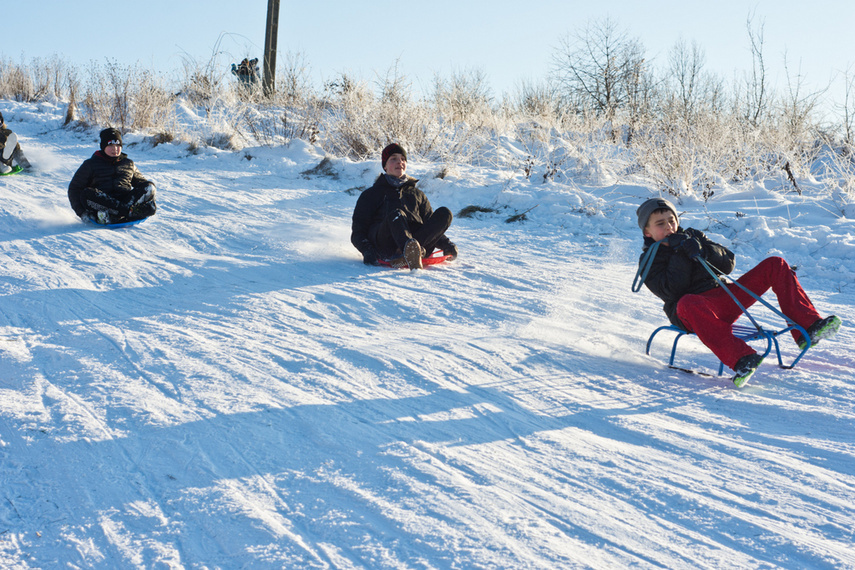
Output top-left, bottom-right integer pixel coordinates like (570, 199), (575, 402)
(552, 17), (649, 141)
(841, 64), (855, 146)
(780, 52), (824, 145)
(622, 39), (654, 145)
(668, 38), (706, 124)
(743, 11), (769, 127)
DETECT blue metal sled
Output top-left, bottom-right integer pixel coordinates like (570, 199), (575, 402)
(646, 321), (811, 376)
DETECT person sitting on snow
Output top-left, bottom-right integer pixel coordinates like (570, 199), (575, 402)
(636, 197), (841, 387)
(68, 128), (157, 225)
(0, 111), (32, 173)
(351, 143), (457, 270)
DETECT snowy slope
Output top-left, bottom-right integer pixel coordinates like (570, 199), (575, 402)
(1, 99), (854, 569)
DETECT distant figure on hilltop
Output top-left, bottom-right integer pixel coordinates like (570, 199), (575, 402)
(231, 58), (259, 88)
(351, 143), (457, 270)
(67, 128), (157, 225)
(0, 111), (32, 174)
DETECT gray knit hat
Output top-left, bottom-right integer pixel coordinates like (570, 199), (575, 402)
(636, 198), (678, 230)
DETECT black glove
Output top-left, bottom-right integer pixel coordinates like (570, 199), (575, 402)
(130, 200), (157, 218)
(362, 247), (380, 266)
(676, 237), (703, 259)
(442, 241), (458, 260)
(663, 233), (687, 248)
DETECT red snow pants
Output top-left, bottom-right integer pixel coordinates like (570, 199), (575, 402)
(675, 256), (821, 371)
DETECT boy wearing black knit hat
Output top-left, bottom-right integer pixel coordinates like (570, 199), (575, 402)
(68, 127), (157, 225)
(636, 197), (840, 387)
(351, 143), (457, 270)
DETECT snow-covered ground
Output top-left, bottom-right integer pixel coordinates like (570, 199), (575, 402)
(1, 99), (854, 569)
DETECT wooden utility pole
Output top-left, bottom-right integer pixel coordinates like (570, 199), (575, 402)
(262, 0), (280, 97)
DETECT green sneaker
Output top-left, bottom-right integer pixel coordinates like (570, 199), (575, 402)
(797, 316), (842, 350)
(733, 354), (764, 388)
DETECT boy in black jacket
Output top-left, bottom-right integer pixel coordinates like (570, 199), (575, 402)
(68, 128), (157, 225)
(637, 197), (841, 386)
(351, 143), (457, 270)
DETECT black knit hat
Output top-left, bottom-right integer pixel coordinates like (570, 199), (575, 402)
(381, 143), (406, 170)
(636, 198), (678, 230)
(99, 127), (123, 151)
(0, 111), (4, 126)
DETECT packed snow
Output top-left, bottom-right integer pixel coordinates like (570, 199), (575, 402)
(1, 99), (854, 569)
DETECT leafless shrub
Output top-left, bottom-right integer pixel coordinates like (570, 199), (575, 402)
(376, 63), (422, 144)
(146, 132), (175, 147)
(276, 50), (313, 106)
(319, 72), (382, 159)
(0, 58), (35, 101)
(433, 68), (494, 127)
(242, 104), (320, 147)
(178, 53), (227, 109)
(813, 138), (855, 215)
(0, 55), (72, 101)
(81, 60), (175, 131)
(205, 132), (237, 150)
(510, 79), (562, 122)
(25, 55), (76, 100)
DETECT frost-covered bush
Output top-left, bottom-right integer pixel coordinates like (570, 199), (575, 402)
(2, 43), (854, 204)
(81, 60), (175, 132)
(0, 55), (77, 102)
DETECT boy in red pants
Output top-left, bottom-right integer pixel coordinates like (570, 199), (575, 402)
(637, 197), (841, 387)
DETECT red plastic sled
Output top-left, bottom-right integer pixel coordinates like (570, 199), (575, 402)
(378, 249), (452, 269)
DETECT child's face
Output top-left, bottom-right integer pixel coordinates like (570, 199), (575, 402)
(104, 143), (122, 158)
(644, 210), (678, 242)
(384, 153), (406, 177)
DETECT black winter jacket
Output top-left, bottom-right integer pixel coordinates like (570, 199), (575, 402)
(351, 174), (434, 257)
(68, 151), (151, 217)
(640, 227), (736, 328)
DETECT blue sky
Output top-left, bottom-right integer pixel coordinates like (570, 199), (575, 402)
(5, 1), (854, 108)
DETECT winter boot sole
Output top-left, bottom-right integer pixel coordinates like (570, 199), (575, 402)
(404, 239), (423, 270)
(2, 132), (16, 161)
(733, 355), (764, 388)
(798, 316), (842, 350)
